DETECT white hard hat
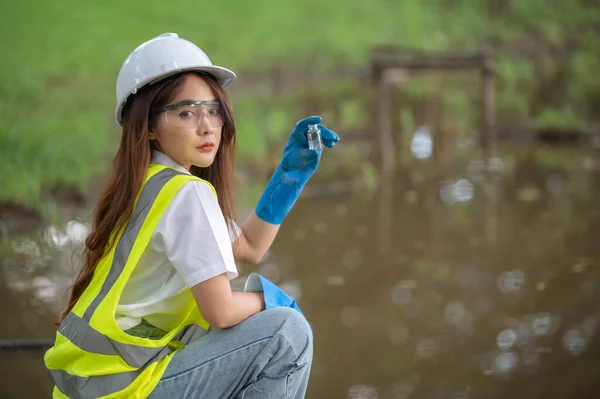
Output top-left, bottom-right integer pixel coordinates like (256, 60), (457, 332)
(115, 32), (236, 126)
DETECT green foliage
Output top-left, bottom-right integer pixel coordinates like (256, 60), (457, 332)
(1, 0), (598, 203)
(534, 106), (587, 130)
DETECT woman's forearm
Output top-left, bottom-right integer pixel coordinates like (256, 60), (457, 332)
(234, 211), (281, 264)
(220, 291), (264, 328)
(192, 275), (265, 329)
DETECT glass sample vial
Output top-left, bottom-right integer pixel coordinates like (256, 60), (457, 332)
(307, 124), (324, 151)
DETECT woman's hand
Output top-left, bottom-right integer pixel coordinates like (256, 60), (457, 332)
(255, 116), (340, 225)
(280, 115), (339, 173)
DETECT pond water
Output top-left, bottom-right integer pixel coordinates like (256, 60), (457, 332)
(2, 142), (600, 398)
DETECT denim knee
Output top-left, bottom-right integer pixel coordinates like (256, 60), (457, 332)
(263, 307), (313, 356)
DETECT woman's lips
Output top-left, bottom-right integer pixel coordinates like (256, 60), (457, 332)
(197, 143), (215, 152)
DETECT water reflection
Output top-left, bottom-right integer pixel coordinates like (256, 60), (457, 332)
(340, 306), (361, 328)
(342, 248), (363, 271)
(411, 127), (433, 160)
(4, 219), (89, 312)
(493, 351), (519, 375)
(467, 157), (505, 182)
(391, 380), (415, 399)
(497, 328), (517, 351)
(44, 220), (88, 248)
(563, 328), (586, 356)
(258, 262), (281, 282)
(391, 281), (413, 306)
(348, 385), (379, 399)
(532, 313), (553, 336)
(440, 178), (474, 204)
(388, 324), (410, 346)
(497, 269), (526, 293)
(279, 280), (302, 301)
(3, 146), (600, 398)
(416, 338), (437, 359)
(325, 276), (345, 286)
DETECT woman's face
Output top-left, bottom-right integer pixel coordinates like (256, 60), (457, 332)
(149, 74), (222, 170)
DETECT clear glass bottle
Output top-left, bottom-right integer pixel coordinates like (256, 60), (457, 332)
(307, 124), (324, 151)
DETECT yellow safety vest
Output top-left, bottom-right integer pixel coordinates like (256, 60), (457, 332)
(45, 164), (215, 398)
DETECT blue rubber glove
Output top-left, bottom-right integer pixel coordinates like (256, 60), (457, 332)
(244, 273), (312, 337)
(244, 273), (304, 314)
(255, 116), (340, 225)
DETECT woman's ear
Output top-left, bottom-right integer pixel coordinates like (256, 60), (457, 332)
(148, 124), (158, 140)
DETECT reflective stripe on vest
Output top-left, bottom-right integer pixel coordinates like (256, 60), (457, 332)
(45, 166), (213, 398)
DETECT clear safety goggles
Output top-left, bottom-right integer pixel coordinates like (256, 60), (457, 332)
(153, 100), (223, 129)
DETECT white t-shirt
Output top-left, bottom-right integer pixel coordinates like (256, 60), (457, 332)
(115, 151), (239, 330)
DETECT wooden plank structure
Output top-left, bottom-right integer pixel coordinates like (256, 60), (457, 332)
(370, 45), (498, 248)
(371, 44), (496, 173)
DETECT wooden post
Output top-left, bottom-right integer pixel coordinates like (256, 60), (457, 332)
(429, 94), (443, 260)
(481, 46), (497, 245)
(481, 46), (496, 177)
(379, 166), (394, 256)
(375, 66), (395, 255)
(377, 71), (395, 175)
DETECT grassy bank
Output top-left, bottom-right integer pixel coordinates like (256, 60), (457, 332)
(1, 0), (599, 205)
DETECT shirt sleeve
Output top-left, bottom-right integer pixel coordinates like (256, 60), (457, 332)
(152, 180), (239, 288)
(227, 218), (242, 243)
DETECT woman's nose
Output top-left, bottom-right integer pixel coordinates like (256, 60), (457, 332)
(197, 114), (213, 136)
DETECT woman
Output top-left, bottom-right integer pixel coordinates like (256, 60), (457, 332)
(44, 32), (339, 398)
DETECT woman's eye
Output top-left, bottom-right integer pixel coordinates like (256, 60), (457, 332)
(179, 110), (195, 118)
(208, 108), (219, 116)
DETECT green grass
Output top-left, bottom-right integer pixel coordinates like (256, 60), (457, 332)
(1, 0), (599, 205)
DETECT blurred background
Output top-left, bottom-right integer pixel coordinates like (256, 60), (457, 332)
(1, 0), (600, 398)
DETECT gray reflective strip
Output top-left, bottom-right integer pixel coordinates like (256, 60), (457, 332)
(51, 167), (210, 397)
(58, 312), (207, 368)
(58, 312), (117, 357)
(175, 323), (210, 344)
(83, 168), (180, 322)
(52, 320), (207, 398)
(49, 368), (137, 399)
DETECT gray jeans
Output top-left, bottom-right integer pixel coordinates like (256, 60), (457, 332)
(148, 307), (314, 399)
